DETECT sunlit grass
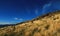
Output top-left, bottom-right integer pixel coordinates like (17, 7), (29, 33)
(0, 11), (60, 36)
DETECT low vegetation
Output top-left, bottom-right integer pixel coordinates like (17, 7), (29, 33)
(0, 10), (60, 36)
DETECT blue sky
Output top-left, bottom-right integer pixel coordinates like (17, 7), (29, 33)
(0, 0), (60, 24)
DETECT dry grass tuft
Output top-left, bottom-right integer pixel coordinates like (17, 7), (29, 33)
(0, 10), (60, 36)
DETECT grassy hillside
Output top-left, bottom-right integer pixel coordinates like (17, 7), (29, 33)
(0, 10), (60, 36)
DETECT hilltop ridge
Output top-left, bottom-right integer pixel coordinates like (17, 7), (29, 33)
(0, 10), (60, 36)
(17, 10), (60, 24)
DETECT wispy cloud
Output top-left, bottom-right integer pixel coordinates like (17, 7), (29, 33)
(0, 22), (10, 24)
(35, 9), (38, 15)
(42, 2), (52, 13)
(14, 17), (19, 20)
(14, 17), (24, 21)
(8, 17), (25, 24)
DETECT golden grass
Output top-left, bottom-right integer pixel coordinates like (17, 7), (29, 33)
(0, 11), (60, 36)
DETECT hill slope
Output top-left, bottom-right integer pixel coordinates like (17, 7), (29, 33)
(0, 10), (60, 36)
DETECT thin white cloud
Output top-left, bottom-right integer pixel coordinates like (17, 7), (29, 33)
(14, 17), (24, 21)
(14, 17), (19, 20)
(35, 9), (38, 15)
(42, 2), (52, 13)
(0, 22), (10, 24)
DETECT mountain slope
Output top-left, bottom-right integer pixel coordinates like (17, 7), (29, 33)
(0, 10), (60, 36)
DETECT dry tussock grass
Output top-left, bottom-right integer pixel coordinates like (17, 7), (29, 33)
(0, 11), (60, 36)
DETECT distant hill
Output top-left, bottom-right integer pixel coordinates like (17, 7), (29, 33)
(0, 10), (60, 36)
(0, 24), (16, 28)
